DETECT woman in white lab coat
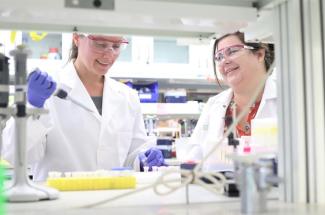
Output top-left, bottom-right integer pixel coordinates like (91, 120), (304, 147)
(187, 31), (276, 170)
(2, 34), (164, 181)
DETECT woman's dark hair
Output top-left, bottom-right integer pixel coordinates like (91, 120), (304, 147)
(212, 31), (274, 86)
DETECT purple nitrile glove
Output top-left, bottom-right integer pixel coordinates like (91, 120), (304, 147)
(27, 69), (57, 108)
(139, 147), (165, 171)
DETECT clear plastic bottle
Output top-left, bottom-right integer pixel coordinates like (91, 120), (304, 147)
(48, 48), (60, 60)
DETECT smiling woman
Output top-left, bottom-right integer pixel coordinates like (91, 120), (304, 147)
(213, 32), (274, 89)
(185, 31), (276, 170)
(70, 33), (128, 80)
(1, 32), (165, 181)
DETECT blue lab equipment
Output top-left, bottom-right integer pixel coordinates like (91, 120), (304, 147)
(125, 81), (159, 103)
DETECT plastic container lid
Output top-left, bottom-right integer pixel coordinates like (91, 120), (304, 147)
(49, 48), (58, 53)
(164, 89), (187, 97)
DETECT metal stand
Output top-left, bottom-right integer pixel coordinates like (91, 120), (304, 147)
(239, 162), (268, 213)
(231, 155), (281, 214)
(226, 106), (280, 213)
(0, 113), (10, 159)
(6, 116), (58, 202)
(4, 45), (59, 202)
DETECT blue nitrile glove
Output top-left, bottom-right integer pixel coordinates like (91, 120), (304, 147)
(139, 148), (165, 171)
(27, 69), (57, 108)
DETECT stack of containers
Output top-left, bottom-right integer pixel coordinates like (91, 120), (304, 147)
(164, 89), (187, 103)
(156, 137), (174, 159)
(125, 81), (159, 103)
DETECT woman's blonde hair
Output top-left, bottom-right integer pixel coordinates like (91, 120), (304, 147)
(67, 35), (78, 63)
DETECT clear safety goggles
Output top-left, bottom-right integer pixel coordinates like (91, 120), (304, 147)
(82, 34), (129, 54)
(214, 44), (254, 64)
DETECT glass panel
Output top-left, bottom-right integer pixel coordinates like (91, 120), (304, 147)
(22, 32), (62, 59)
(153, 39), (189, 64)
(117, 37), (132, 62)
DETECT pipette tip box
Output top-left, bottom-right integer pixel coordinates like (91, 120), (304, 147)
(46, 171), (136, 191)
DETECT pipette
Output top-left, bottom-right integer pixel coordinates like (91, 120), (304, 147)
(54, 89), (94, 113)
(27, 70), (94, 113)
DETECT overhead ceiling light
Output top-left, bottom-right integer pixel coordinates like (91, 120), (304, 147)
(180, 18), (215, 27)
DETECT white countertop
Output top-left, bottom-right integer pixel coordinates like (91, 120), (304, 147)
(5, 171), (325, 215)
(6, 183), (324, 215)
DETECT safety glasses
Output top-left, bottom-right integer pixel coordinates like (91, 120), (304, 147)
(83, 34), (129, 54)
(214, 44), (254, 64)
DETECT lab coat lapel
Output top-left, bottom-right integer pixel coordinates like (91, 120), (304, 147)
(58, 62), (100, 119)
(208, 89), (233, 140)
(256, 77), (277, 117)
(101, 77), (124, 124)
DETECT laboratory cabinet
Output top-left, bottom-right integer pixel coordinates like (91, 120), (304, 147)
(141, 102), (201, 120)
(109, 36), (215, 85)
(129, 36), (192, 65)
(131, 36), (213, 71)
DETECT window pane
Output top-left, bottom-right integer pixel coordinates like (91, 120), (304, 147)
(154, 39), (189, 64)
(22, 32), (62, 59)
(117, 37), (132, 62)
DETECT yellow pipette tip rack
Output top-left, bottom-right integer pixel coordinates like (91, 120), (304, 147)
(46, 171), (136, 191)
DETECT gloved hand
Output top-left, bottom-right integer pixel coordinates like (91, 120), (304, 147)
(139, 148), (165, 171)
(27, 69), (57, 108)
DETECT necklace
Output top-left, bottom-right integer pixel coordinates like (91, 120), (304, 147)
(224, 99), (261, 137)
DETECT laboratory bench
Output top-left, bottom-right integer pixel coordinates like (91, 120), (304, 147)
(6, 183), (325, 215)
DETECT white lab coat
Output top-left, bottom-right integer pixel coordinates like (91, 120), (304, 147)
(187, 76), (277, 171)
(2, 62), (154, 181)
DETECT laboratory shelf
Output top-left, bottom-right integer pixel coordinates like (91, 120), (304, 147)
(140, 102), (202, 119)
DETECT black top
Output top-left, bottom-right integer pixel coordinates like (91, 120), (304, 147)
(91, 96), (103, 115)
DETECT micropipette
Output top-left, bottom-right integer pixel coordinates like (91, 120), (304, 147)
(54, 89), (94, 113)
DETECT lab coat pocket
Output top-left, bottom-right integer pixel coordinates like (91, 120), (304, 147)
(117, 131), (132, 165)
